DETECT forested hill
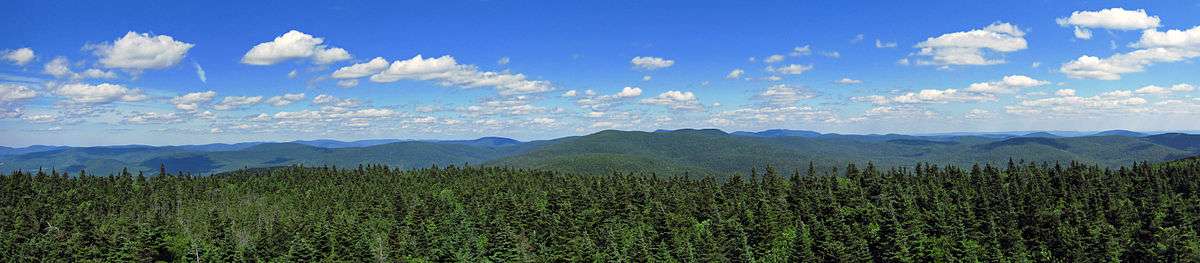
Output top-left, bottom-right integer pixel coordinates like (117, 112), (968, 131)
(2, 129), (1199, 176)
(3, 158), (1199, 261)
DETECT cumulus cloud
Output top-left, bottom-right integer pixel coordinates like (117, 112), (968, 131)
(965, 75), (1050, 94)
(630, 56), (674, 70)
(764, 54), (786, 63)
(641, 90), (702, 110)
(835, 78), (863, 84)
(266, 93), (305, 106)
(1060, 25), (1200, 80)
(82, 68), (117, 79)
(463, 96), (545, 116)
(53, 83), (147, 104)
(790, 45), (812, 56)
(1057, 8), (1161, 40)
(574, 87), (643, 110)
(531, 117), (556, 125)
(337, 79), (359, 88)
(616, 86), (642, 98)
(1007, 90), (1148, 116)
(41, 56), (123, 80)
(212, 96), (262, 110)
(757, 84), (814, 106)
(2, 48), (35, 65)
(1135, 83), (1195, 94)
(89, 31), (193, 71)
(369, 55), (553, 96)
(914, 22), (1027, 66)
(241, 30), (351, 65)
(170, 91), (217, 111)
(766, 64), (813, 75)
(312, 94), (360, 107)
(1056, 89), (1077, 97)
(123, 111), (184, 125)
(712, 105), (837, 125)
(332, 57), (389, 79)
(857, 89), (995, 105)
(42, 57), (74, 78)
(0, 83), (37, 103)
(726, 68), (745, 79)
(21, 114), (61, 124)
(561, 90), (577, 97)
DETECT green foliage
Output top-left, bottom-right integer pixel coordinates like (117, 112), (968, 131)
(3, 158), (1200, 261)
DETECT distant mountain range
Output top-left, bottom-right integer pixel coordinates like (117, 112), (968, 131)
(2, 129), (1197, 176)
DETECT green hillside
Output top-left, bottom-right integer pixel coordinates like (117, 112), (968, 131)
(3, 130), (1198, 176)
(489, 130), (1197, 176)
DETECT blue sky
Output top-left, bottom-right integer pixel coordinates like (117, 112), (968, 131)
(2, 1), (1200, 146)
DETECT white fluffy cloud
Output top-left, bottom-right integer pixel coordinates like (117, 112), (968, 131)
(1057, 8), (1160, 40)
(1061, 25), (1200, 80)
(212, 96), (262, 110)
(266, 93), (305, 106)
(82, 68), (117, 79)
(54, 83), (147, 104)
(858, 89), (995, 105)
(2, 48), (35, 66)
(42, 57), (115, 80)
(764, 54), (786, 63)
(726, 68), (745, 79)
(790, 45), (812, 56)
(915, 22), (1027, 66)
(630, 56), (674, 70)
(1135, 83), (1194, 94)
(712, 106), (838, 125)
(1008, 90), (1148, 115)
(368, 55), (553, 96)
(123, 112), (184, 125)
(965, 75), (1049, 94)
(170, 91), (217, 111)
(241, 30), (351, 65)
(332, 57), (389, 79)
(1056, 89), (1077, 97)
(615, 86), (643, 98)
(757, 84), (814, 105)
(835, 78), (863, 84)
(90, 32), (193, 71)
(42, 57), (73, 78)
(574, 87), (643, 110)
(641, 90), (702, 110)
(312, 94), (360, 107)
(767, 64), (813, 75)
(337, 79), (359, 88)
(0, 83), (37, 103)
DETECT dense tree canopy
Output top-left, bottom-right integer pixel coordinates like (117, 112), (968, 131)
(2, 158), (1200, 261)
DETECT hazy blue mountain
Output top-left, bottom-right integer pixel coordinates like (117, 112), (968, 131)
(1019, 132), (1062, 138)
(3, 131), (1197, 177)
(289, 139), (404, 148)
(1092, 130), (1146, 137)
(1145, 133), (1200, 152)
(172, 142), (266, 152)
(0, 145), (69, 156)
(731, 129), (823, 138)
(437, 137), (522, 147)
